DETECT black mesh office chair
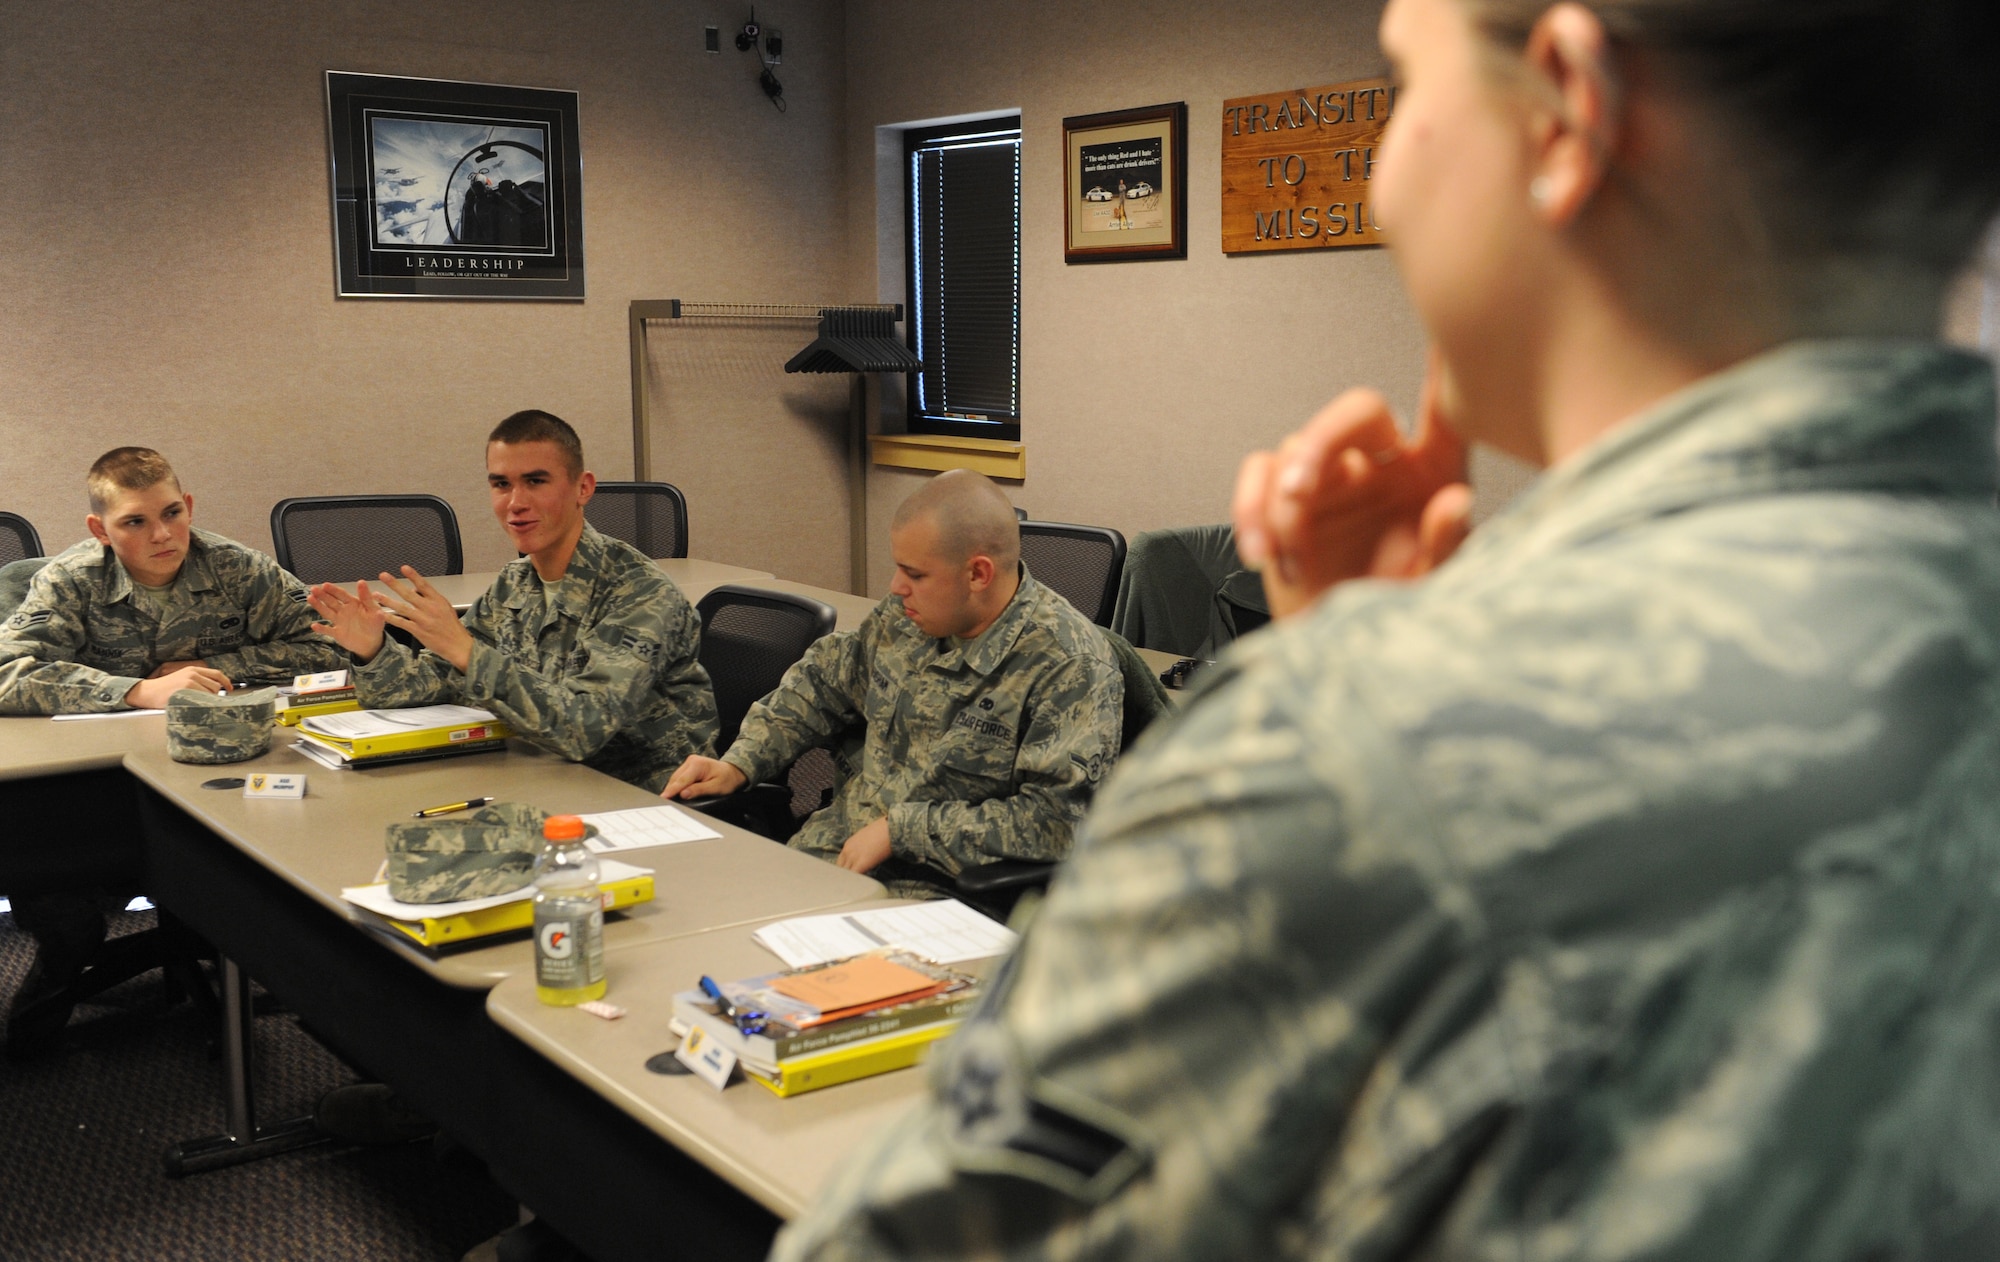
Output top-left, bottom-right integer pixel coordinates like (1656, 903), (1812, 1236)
(686, 585), (840, 840)
(695, 585), (838, 749)
(1018, 521), (1127, 627)
(585, 482), (690, 559)
(269, 495), (463, 585)
(0, 512), (44, 564)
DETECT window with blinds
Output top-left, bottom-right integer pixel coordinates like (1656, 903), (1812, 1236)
(906, 117), (1022, 441)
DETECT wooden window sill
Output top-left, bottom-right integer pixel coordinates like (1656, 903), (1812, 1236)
(870, 433), (1025, 480)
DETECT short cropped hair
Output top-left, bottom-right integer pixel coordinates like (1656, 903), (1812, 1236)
(892, 469), (1021, 572)
(1465, 0), (2000, 280)
(86, 447), (181, 516)
(488, 410), (585, 478)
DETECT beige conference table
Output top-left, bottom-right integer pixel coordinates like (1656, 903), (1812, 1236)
(487, 903), (980, 1222)
(128, 734), (882, 1259)
(0, 711), (171, 895)
(0, 709), (166, 782)
(124, 736), (880, 989)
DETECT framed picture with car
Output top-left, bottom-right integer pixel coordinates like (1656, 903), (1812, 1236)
(1061, 101), (1187, 264)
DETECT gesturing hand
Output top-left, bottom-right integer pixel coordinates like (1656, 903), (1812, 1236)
(370, 567), (475, 673)
(126, 664), (234, 710)
(308, 581), (390, 662)
(1233, 360), (1473, 619)
(661, 756), (748, 801)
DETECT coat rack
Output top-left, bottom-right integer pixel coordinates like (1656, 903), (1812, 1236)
(628, 300), (915, 595)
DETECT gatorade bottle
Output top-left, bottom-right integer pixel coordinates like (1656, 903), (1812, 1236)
(533, 814), (607, 1005)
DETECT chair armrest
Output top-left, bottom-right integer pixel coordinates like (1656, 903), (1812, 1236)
(676, 794), (735, 814)
(680, 784), (796, 841)
(954, 859), (1058, 896)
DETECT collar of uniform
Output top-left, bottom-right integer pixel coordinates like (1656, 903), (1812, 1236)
(500, 523), (606, 620)
(1454, 339), (1998, 573)
(91, 528), (223, 603)
(935, 566), (1040, 678)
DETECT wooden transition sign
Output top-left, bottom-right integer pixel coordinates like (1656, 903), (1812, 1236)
(1221, 77), (1394, 253)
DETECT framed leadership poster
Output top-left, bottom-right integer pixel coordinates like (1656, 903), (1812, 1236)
(325, 72), (586, 300)
(1062, 101), (1187, 264)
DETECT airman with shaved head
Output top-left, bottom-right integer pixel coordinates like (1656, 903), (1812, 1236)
(664, 470), (1121, 892)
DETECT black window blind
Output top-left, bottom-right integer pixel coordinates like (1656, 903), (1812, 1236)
(908, 120), (1021, 438)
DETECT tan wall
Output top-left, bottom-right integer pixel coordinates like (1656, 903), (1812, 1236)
(840, 0), (1536, 594)
(0, 0), (850, 575)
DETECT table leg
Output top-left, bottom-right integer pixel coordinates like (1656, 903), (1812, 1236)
(163, 955), (331, 1177)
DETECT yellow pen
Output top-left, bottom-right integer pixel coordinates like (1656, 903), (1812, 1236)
(411, 795), (493, 819)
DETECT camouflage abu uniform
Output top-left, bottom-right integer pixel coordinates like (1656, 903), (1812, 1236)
(774, 341), (2000, 1261)
(723, 569), (1121, 889)
(0, 528), (342, 713)
(352, 525), (717, 793)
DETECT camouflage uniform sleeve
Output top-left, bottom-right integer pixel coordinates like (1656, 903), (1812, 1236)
(350, 601), (475, 709)
(0, 563), (143, 713)
(203, 552), (346, 682)
(350, 635), (466, 707)
(773, 654), (1470, 1262)
(721, 626), (868, 785)
(457, 568), (697, 762)
(887, 651), (1122, 875)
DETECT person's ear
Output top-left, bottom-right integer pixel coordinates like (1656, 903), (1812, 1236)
(86, 514), (108, 545)
(1522, 2), (1620, 224)
(576, 470), (596, 506)
(966, 554), (995, 591)
(182, 491), (195, 521)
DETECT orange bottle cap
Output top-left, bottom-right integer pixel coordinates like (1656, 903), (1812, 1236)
(543, 814), (587, 842)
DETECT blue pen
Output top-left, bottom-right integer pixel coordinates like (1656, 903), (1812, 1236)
(699, 974), (768, 1035)
(698, 974), (736, 1019)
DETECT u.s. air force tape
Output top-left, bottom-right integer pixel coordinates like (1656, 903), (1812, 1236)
(166, 686), (278, 765)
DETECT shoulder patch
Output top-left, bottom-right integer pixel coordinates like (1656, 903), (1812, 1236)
(618, 633), (661, 663)
(938, 1019), (1148, 1203)
(7, 610), (52, 630)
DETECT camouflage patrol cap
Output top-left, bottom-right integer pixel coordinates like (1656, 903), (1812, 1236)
(385, 802), (590, 905)
(166, 686), (278, 764)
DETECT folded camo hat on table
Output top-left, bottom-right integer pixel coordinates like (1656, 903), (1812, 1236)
(166, 687), (278, 764)
(385, 801), (579, 904)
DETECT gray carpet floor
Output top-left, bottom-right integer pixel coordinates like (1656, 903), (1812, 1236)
(0, 909), (519, 1260)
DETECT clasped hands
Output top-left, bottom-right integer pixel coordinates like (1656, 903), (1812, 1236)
(307, 567), (474, 672)
(1234, 361), (1475, 619)
(662, 755), (893, 874)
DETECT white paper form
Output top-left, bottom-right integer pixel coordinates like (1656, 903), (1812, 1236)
(301, 704), (498, 739)
(52, 709), (165, 721)
(575, 804), (722, 853)
(753, 900), (1019, 968)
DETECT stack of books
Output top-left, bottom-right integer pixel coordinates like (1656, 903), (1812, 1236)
(293, 703), (512, 769)
(341, 857), (656, 952)
(275, 670), (363, 725)
(674, 952), (981, 1097)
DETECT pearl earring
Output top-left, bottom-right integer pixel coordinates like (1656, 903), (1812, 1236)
(1529, 176), (1553, 207)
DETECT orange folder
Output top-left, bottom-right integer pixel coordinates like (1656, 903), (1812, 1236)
(767, 956), (951, 1027)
